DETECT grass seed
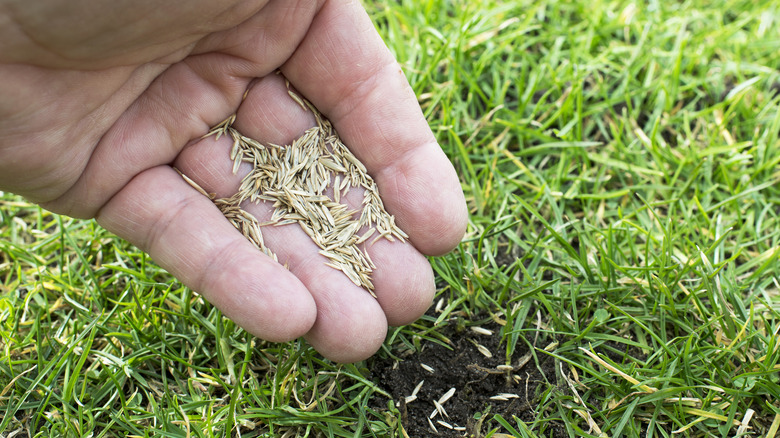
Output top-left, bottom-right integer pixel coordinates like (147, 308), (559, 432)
(195, 90), (408, 296)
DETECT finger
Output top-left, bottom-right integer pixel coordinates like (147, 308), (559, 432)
(280, 0), (468, 256)
(95, 165), (317, 342)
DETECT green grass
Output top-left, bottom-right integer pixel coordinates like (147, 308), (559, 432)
(3, 0), (780, 436)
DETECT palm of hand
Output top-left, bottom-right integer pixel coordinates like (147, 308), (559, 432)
(0, 0), (467, 362)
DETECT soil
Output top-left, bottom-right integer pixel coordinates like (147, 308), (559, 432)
(371, 316), (567, 437)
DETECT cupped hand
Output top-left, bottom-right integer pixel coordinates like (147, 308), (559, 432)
(0, 0), (467, 362)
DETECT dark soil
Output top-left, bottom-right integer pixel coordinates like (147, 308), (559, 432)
(371, 317), (567, 437)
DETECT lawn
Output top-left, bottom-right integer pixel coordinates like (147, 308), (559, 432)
(2, 0), (780, 436)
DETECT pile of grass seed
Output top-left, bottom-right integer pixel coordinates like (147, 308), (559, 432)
(187, 90), (407, 296)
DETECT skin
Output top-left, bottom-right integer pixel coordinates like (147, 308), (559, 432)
(0, 0), (468, 362)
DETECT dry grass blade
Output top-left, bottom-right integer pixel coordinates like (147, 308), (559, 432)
(185, 80), (407, 296)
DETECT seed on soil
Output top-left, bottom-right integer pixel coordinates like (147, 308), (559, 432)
(473, 341), (493, 358)
(437, 387), (456, 405)
(490, 393), (520, 401)
(420, 363), (435, 373)
(470, 326), (494, 336)
(434, 298), (445, 313)
(431, 400), (448, 419)
(192, 85), (408, 296)
(411, 380), (425, 397)
(516, 352), (533, 369)
(426, 417), (438, 434)
(436, 420), (454, 430)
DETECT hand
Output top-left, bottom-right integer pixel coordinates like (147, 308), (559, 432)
(0, 0), (467, 362)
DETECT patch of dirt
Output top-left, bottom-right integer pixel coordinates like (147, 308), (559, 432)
(372, 317), (567, 437)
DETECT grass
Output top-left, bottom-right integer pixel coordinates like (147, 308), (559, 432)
(2, 0), (780, 436)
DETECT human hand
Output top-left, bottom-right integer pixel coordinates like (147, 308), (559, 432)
(0, 0), (468, 362)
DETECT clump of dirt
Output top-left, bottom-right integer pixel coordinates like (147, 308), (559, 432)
(372, 317), (567, 437)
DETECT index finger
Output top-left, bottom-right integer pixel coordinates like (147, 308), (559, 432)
(280, 0), (467, 256)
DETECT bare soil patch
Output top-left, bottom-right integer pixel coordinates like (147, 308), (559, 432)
(372, 316), (567, 437)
